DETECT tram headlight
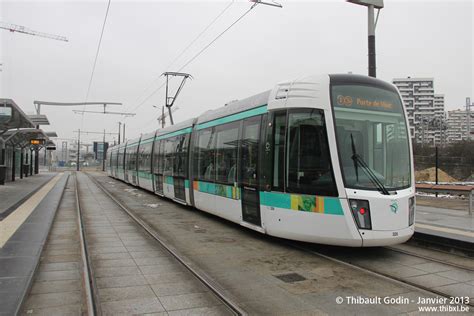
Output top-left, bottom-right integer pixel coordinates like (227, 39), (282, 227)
(349, 199), (372, 230)
(409, 196), (415, 226)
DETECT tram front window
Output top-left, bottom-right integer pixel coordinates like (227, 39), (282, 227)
(332, 84), (411, 191)
(285, 109), (337, 196)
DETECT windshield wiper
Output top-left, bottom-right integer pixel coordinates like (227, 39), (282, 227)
(350, 134), (390, 195)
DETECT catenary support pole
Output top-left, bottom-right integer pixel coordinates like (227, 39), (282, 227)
(102, 129), (106, 172)
(30, 148), (33, 176)
(24, 151), (28, 178)
(368, 4), (376, 78)
(20, 150), (24, 179)
(12, 149), (16, 181)
(435, 146), (439, 197)
(34, 149), (39, 174)
(118, 122), (121, 144)
(77, 130), (80, 171)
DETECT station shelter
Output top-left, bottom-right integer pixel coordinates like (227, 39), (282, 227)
(0, 99), (50, 184)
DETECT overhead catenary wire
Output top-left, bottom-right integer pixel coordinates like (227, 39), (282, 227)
(80, 0), (112, 128)
(127, 0), (235, 111)
(128, 2), (259, 115)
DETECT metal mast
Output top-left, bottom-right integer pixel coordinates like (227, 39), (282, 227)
(162, 72), (192, 125)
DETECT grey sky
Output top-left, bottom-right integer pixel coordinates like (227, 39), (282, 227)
(1, 0), (472, 144)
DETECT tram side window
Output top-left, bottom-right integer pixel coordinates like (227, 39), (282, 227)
(174, 134), (189, 178)
(111, 151), (115, 168)
(241, 116), (261, 187)
(215, 122), (239, 184)
(129, 147), (138, 171)
(157, 140), (164, 174)
(139, 142), (153, 172)
(152, 140), (160, 174)
(286, 110), (337, 196)
(195, 128), (215, 182)
(163, 138), (175, 176)
(117, 150), (123, 168)
(128, 150), (132, 170)
(272, 112), (286, 191)
(125, 150), (129, 169)
(123, 150), (128, 169)
(137, 145), (144, 171)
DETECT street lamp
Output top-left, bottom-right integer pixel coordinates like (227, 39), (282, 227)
(347, 0), (384, 78)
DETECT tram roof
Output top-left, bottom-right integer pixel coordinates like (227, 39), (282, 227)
(156, 118), (195, 138)
(140, 130), (156, 141)
(329, 74), (399, 93)
(195, 90), (270, 126)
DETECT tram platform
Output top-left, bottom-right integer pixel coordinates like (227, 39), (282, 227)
(0, 172), (68, 315)
(413, 206), (473, 254)
(0, 172), (57, 220)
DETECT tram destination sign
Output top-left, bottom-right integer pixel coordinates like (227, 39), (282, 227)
(332, 85), (403, 114)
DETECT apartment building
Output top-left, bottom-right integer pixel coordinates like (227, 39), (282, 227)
(392, 77), (445, 146)
(446, 109), (474, 142)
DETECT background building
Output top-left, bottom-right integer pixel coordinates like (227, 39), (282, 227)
(446, 109), (474, 142)
(392, 77), (445, 146)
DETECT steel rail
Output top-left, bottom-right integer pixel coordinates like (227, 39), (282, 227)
(74, 172), (100, 315)
(288, 241), (473, 308)
(84, 172), (247, 316)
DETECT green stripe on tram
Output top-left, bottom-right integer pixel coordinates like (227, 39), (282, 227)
(196, 105), (267, 130)
(165, 176), (174, 185)
(156, 127), (193, 140)
(138, 171), (153, 180)
(140, 138), (155, 145)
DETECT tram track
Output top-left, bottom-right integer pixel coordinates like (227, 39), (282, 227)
(288, 241), (473, 307)
(83, 172), (246, 316)
(74, 172), (100, 315)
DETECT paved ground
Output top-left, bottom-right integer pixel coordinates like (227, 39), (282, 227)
(22, 175), (86, 315)
(414, 203), (473, 244)
(0, 172), (56, 219)
(416, 206), (473, 232)
(0, 173), (68, 316)
(92, 172), (458, 315)
(77, 172), (231, 315)
(312, 245), (474, 300)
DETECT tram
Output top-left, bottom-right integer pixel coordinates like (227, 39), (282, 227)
(107, 74), (415, 247)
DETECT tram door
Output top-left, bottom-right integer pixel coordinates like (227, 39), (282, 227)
(240, 116), (262, 226)
(173, 134), (187, 202)
(154, 140), (164, 195)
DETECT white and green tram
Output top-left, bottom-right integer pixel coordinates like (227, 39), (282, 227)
(107, 74), (415, 246)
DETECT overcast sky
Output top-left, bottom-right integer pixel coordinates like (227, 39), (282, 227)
(1, 0), (472, 144)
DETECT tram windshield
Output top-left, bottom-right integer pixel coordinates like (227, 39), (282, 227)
(332, 84), (411, 191)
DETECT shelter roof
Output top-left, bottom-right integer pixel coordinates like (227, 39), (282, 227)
(28, 114), (50, 126)
(2, 128), (49, 148)
(0, 99), (35, 133)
